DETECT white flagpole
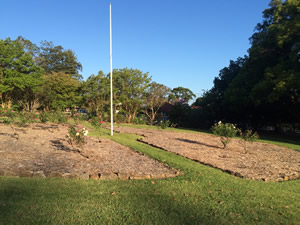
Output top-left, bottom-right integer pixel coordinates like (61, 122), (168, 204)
(109, 3), (113, 136)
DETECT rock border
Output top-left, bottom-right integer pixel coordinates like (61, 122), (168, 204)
(0, 169), (181, 180)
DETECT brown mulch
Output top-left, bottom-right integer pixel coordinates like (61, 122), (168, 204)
(111, 126), (300, 182)
(0, 123), (178, 180)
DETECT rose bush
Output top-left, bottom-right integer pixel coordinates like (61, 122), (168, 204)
(211, 121), (239, 149)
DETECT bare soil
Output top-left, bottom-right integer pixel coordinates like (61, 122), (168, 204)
(112, 126), (300, 182)
(0, 123), (178, 180)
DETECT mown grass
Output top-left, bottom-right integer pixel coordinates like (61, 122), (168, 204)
(115, 123), (300, 151)
(1, 123), (299, 224)
(115, 122), (211, 135)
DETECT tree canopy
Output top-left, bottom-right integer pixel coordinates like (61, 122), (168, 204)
(1, 0), (298, 131)
(194, 0), (300, 130)
(36, 41), (82, 79)
(0, 38), (43, 110)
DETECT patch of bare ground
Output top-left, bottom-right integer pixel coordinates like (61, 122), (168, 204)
(112, 126), (300, 182)
(0, 123), (178, 180)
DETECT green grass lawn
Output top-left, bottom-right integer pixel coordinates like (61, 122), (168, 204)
(115, 123), (300, 151)
(0, 124), (299, 224)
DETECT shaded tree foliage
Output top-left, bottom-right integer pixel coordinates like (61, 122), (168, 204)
(193, 0), (300, 130)
(167, 87), (195, 127)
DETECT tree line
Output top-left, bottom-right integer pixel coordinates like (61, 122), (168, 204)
(0, 36), (195, 124)
(193, 0), (300, 132)
(1, 0), (299, 130)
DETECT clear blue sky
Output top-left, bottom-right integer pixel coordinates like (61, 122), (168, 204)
(1, 0), (270, 100)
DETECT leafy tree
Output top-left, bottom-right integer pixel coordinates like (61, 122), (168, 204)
(40, 72), (81, 110)
(113, 68), (151, 123)
(225, 0), (300, 127)
(144, 82), (170, 125)
(168, 102), (192, 127)
(0, 38), (43, 110)
(193, 57), (246, 126)
(36, 41), (82, 79)
(82, 71), (110, 116)
(195, 0), (300, 130)
(169, 87), (195, 104)
(16, 36), (40, 58)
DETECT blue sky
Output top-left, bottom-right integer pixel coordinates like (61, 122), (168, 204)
(1, 0), (270, 100)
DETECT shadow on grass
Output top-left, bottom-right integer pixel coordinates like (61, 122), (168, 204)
(0, 178), (221, 225)
(259, 133), (300, 146)
(0, 179), (39, 224)
(176, 138), (221, 149)
(120, 182), (221, 225)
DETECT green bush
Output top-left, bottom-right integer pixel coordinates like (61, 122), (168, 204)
(67, 124), (88, 149)
(89, 116), (104, 129)
(2, 109), (17, 121)
(17, 111), (39, 126)
(211, 121), (239, 149)
(45, 111), (58, 123)
(39, 111), (49, 123)
(160, 120), (170, 129)
(132, 115), (147, 125)
(3, 118), (12, 125)
(116, 113), (126, 123)
(57, 112), (68, 123)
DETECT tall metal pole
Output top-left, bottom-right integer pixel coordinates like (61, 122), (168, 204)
(109, 3), (113, 136)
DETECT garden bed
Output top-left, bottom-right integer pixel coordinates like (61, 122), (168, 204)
(111, 126), (300, 181)
(0, 123), (178, 180)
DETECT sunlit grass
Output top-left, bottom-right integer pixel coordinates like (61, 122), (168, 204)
(114, 123), (300, 151)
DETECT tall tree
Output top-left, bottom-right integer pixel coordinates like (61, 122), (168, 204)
(169, 87), (195, 104)
(40, 71), (81, 110)
(192, 0), (300, 129)
(36, 41), (82, 79)
(0, 38), (43, 110)
(144, 82), (170, 124)
(82, 71), (110, 116)
(16, 36), (40, 59)
(113, 68), (151, 123)
(225, 0), (300, 126)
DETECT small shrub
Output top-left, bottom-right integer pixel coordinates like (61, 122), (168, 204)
(160, 120), (170, 129)
(39, 111), (49, 123)
(57, 112), (68, 123)
(116, 113), (126, 123)
(133, 115), (147, 125)
(89, 116), (104, 129)
(3, 118), (12, 125)
(17, 113), (28, 126)
(72, 112), (88, 122)
(211, 121), (239, 149)
(47, 112), (57, 123)
(16, 111), (39, 126)
(67, 124), (89, 149)
(239, 129), (259, 153)
(3, 109), (17, 121)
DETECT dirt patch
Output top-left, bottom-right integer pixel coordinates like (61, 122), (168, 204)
(0, 123), (178, 180)
(112, 126), (300, 182)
